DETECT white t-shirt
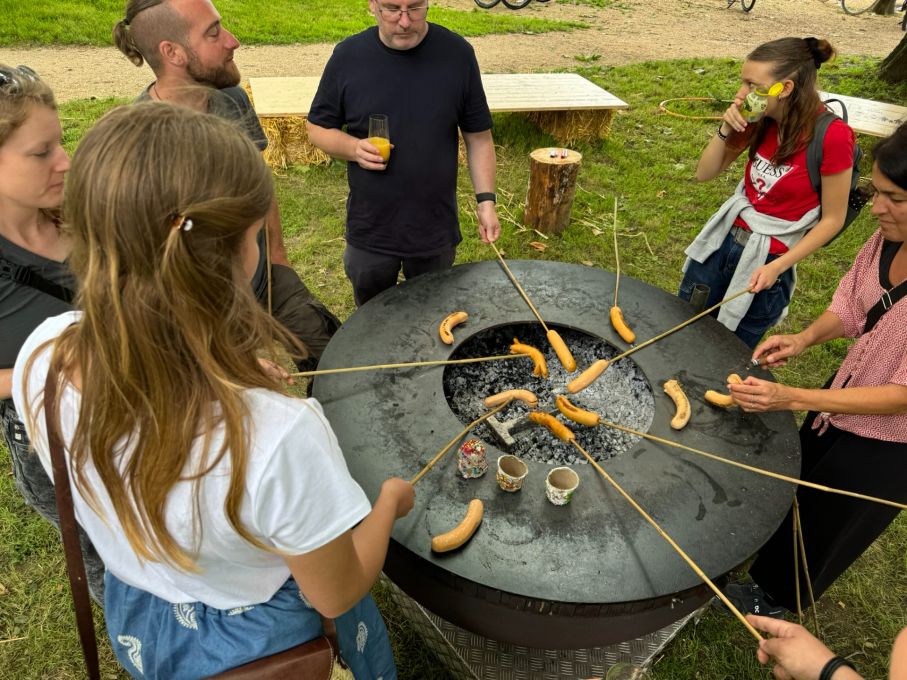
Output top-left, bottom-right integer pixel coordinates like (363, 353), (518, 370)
(13, 312), (371, 609)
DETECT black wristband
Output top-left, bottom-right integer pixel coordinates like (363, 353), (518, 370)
(716, 125), (729, 141)
(819, 656), (856, 680)
(476, 192), (496, 204)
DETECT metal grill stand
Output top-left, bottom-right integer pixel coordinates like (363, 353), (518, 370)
(382, 575), (702, 680)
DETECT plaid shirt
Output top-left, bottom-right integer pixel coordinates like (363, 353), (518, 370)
(816, 230), (907, 442)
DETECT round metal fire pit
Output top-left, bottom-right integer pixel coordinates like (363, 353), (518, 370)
(314, 260), (800, 649)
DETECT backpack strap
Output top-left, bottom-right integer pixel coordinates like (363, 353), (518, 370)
(0, 251), (75, 304)
(806, 111), (839, 199)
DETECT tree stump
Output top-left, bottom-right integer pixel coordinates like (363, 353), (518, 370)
(524, 148), (582, 235)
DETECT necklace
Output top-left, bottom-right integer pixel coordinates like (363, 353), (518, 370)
(151, 82), (160, 100)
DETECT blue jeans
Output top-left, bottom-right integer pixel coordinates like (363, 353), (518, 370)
(678, 231), (795, 349)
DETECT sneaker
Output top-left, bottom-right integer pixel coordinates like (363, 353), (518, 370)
(715, 582), (787, 619)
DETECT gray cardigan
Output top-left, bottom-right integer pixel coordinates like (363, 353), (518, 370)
(683, 181), (820, 330)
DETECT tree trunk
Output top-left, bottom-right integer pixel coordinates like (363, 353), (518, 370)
(524, 148), (582, 235)
(872, 0), (896, 14)
(880, 32), (907, 84)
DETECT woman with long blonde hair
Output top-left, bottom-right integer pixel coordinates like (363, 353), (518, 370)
(14, 101), (414, 679)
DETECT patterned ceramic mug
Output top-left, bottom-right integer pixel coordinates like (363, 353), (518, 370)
(457, 438), (488, 479)
(545, 467), (579, 506)
(496, 455), (528, 492)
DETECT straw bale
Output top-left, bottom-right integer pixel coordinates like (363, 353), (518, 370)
(244, 82), (330, 170)
(525, 110), (615, 145)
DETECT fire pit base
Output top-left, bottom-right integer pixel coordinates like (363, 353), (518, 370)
(380, 575), (701, 679)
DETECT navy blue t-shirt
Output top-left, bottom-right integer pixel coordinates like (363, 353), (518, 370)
(308, 24), (492, 257)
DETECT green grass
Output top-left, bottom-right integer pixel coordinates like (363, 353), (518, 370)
(0, 0), (584, 47)
(2, 55), (907, 678)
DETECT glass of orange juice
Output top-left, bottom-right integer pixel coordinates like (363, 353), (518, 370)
(368, 114), (391, 162)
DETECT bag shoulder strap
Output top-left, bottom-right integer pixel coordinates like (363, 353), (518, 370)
(865, 240), (907, 334)
(44, 368), (101, 680)
(0, 249), (75, 303)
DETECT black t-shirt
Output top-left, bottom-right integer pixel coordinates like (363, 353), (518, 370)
(308, 24), (492, 257)
(0, 232), (74, 369)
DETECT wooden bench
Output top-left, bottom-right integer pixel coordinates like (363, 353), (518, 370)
(247, 73), (629, 168)
(819, 91), (907, 138)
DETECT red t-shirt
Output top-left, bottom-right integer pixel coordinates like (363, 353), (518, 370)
(735, 116), (855, 254)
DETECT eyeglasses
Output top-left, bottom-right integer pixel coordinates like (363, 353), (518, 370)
(376, 2), (429, 21)
(0, 65), (39, 95)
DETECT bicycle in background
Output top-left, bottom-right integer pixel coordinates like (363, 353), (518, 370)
(841, 0), (907, 29)
(726, 0), (756, 13)
(474, 0), (549, 9)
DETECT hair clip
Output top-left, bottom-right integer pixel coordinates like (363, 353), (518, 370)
(172, 214), (194, 232)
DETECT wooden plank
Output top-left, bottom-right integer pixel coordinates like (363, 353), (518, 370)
(250, 76), (320, 117)
(481, 73), (628, 113)
(819, 91), (907, 138)
(250, 73), (629, 118)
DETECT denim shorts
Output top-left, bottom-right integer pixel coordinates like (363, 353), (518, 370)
(105, 572), (397, 679)
(678, 231), (795, 349)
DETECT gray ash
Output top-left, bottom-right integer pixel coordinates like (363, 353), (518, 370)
(443, 324), (654, 465)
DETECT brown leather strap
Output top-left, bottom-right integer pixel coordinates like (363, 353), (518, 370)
(44, 369), (101, 680)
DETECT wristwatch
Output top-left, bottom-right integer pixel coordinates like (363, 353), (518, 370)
(475, 192), (497, 205)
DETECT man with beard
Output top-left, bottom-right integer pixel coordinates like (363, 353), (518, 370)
(113, 0), (340, 373)
(306, 0), (501, 306)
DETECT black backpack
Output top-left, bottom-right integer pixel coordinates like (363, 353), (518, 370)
(806, 99), (868, 244)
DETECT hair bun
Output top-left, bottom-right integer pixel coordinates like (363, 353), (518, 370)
(804, 37), (823, 69)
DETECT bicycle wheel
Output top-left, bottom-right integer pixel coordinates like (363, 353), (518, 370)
(474, 0), (501, 8)
(741, 0), (756, 11)
(502, 0), (532, 8)
(841, 0), (879, 15)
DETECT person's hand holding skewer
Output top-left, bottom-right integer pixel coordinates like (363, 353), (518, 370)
(729, 377), (795, 412)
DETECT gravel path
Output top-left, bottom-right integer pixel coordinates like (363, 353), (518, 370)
(0, 0), (902, 101)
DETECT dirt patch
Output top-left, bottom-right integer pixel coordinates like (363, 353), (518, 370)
(0, 0), (903, 102)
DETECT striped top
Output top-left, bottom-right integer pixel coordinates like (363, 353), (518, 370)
(816, 230), (907, 442)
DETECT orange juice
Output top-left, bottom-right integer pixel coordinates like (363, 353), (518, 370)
(368, 136), (391, 162)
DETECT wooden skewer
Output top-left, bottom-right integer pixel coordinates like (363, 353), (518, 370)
(793, 498), (821, 635)
(612, 198), (621, 309)
(597, 418), (907, 511)
(409, 399), (512, 485)
(289, 353), (526, 378)
(607, 288), (752, 365)
(569, 439), (762, 642)
(489, 241), (549, 332)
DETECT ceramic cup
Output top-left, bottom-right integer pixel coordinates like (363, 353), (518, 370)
(496, 455), (528, 492)
(457, 438), (488, 479)
(545, 467), (579, 506)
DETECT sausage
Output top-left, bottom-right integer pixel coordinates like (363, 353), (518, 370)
(431, 499), (484, 553)
(510, 337), (548, 379)
(610, 306), (636, 344)
(555, 395), (600, 426)
(546, 329), (577, 373)
(528, 411), (576, 442)
(566, 359), (610, 394)
(704, 390), (736, 408)
(704, 373), (744, 408)
(439, 311), (468, 345)
(663, 379), (691, 430)
(484, 389), (538, 409)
